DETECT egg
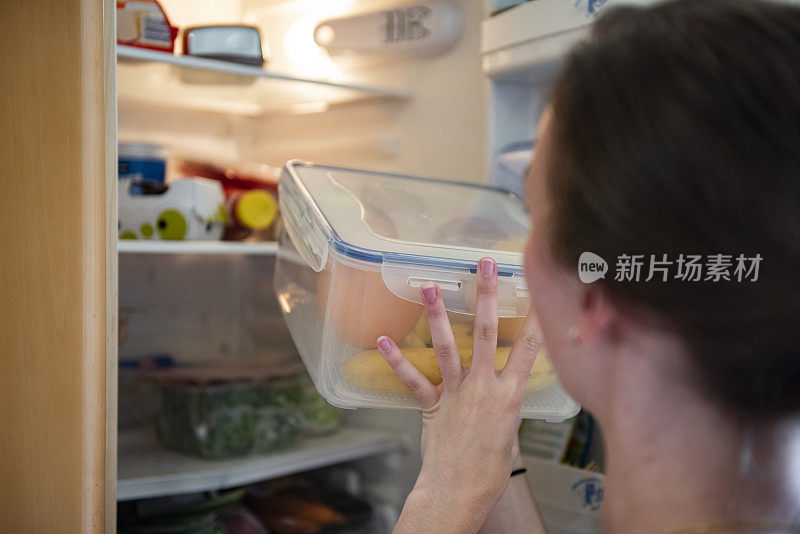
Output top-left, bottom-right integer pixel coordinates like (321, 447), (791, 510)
(315, 200), (423, 348)
(317, 263), (423, 349)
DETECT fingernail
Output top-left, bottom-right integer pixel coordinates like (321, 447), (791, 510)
(377, 336), (393, 352)
(421, 283), (437, 303)
(479, 258), (496, 277)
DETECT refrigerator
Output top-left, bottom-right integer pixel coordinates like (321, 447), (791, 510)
(114, 1), (628, 532)
(0, 0), (639, 531)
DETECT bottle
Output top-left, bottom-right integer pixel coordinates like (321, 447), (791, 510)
(223, 189), (277, 241)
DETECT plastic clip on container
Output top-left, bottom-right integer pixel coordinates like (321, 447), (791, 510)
(274, 161), (579, 421)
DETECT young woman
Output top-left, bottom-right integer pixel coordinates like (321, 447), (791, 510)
(375, 1), (800, 532)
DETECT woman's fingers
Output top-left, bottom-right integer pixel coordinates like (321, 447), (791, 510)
(471, 258), (499, 375)
(501, 307), (544, 390)
(420, 283), (463, 390)
(377, 336), (439, 409)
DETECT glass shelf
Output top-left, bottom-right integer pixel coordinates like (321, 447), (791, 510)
(117, 426), (403, 501)
(117, 240), (278, 255)
(117, 45), (411, 116)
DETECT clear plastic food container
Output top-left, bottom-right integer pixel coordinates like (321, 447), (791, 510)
(298, 373), (343, 435)
(274, 161), (579, 422)
(141, 362), (306, 459)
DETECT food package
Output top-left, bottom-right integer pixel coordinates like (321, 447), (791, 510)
(118, 177), (226, 241)
(182, 25), (267, 67)
(117, 0), (179, 53)
(175, 159), (283, 241)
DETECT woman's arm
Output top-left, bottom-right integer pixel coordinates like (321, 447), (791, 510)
(376, 257), (547, 534)
(479, 453), (545, 534)
(396, 455), (545, 534)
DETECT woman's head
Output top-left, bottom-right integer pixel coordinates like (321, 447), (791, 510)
(525, 0), (800, 419)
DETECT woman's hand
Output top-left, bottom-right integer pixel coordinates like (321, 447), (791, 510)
(376, 257), (543, 534)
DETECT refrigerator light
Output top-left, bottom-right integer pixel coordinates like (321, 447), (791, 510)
(313, 1), (463, 66)
(284, 16), (342, 79)
(291, 101), (331, 115)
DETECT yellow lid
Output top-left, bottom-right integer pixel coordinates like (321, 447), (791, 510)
(235, 190), (276, 229)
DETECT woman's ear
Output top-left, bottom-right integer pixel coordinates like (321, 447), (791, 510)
(577, 286), (619, 346)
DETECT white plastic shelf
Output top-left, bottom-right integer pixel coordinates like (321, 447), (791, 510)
(481, 0), (591, 81)
(116, 45), (410, 116)
(481, 0), (658, 81)
(117, 427), (404, 501)
(118, 240), (278, 255)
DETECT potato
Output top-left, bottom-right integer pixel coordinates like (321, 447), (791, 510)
(412, 314), (432, 346)
(450, 321), (475, 348)
(400, 330), (428, 349)
(342, 346), (555, 394)
(413, 312), (519, 347)
(317, 264), (423, 349)
(492, 237), (529, 345)
(498, 317), (525, 345)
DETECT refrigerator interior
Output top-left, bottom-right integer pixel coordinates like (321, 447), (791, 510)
(119, 0), (489, 182)
(116, 0), (489, 530)
(116, 1), (606, 532)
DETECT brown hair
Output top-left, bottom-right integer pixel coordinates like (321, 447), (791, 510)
(547, 0), (800, 417)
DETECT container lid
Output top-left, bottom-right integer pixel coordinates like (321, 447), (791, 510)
(280, 161), (530, 273)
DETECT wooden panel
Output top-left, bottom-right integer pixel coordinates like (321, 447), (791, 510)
(0, 0), (116, 531)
